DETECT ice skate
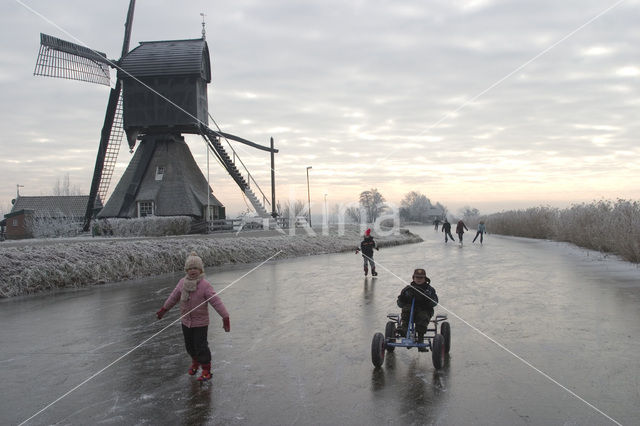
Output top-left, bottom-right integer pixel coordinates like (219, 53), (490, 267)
(197, 364), (212, 382)
(188, 358), (200, 376)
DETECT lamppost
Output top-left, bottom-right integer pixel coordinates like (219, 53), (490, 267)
(324, 193), (328, 226)
(306, 166), (312, 227)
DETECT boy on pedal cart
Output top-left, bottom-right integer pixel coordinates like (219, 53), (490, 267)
(396, 268), (438, 352)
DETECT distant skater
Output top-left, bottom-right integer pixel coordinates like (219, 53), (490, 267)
(433, 218), (441, 231)
(356, 228), (379, 276)
(456, 220), (468, 246)
(441, 219), (455, 243)
(473, 221), (486, 244)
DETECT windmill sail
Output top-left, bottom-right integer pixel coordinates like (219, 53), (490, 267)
(97, 91), (125, 203)
(34, 33), (111, 86)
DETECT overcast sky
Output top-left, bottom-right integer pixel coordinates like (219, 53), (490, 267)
(1, 0), (639, 217)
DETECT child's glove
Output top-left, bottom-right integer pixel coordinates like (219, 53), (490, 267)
(355, 249), (359, 254)
(156, 307), (167, 319)
(222, 316), (230, 332)
(375, 247), (379, 251)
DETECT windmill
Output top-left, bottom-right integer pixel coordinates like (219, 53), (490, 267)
(33, 0), (277, 231)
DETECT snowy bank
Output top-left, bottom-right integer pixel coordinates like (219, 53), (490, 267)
(0, 226), (422, 298)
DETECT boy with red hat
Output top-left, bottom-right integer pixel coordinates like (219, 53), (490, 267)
(356, 228), (379, 276)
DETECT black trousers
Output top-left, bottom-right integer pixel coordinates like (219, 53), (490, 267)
(362, 255), (375, 270)
(182, 324), (212, 365)
(400, 306), (433, 334)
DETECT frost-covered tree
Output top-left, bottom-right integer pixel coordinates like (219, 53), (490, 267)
(345, 206), (363, 223)
(435, 202), (448, 220)
(359, 188), (386, 223)
(400, 191), (433, 222)
(460, 206), (480, 222)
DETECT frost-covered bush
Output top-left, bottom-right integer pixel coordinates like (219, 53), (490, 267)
(92, 216), (192, 237)
(0, 225), (422, 297)
(29, 214), (83, 238)
(556, 201), (615, 251)
(485, 199), (640, 263)
(485, 207), (559, 239)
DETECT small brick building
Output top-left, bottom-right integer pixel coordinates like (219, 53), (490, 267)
(4, 195), (102, 239)
(4, 209), (34, 239)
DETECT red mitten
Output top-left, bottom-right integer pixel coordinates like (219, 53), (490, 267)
(156, 307), (167, 319)
(222, 316), (230, 332)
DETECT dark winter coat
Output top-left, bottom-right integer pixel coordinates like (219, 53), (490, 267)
(442, 221), (452, 233)
(456, 220), (468, 234)
(360, 236), (377, 257)
(397, 279), (438, 314)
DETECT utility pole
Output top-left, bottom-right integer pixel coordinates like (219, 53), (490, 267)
(306, 166), (312, 227)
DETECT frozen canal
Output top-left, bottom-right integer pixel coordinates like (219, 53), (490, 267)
(1, 226), (639, 425)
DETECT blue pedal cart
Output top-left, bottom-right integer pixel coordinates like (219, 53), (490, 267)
(371, 298), (451, 369)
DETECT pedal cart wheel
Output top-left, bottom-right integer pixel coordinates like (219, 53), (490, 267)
(431, 334), (445, 370)
(371, 332), (386, 367)
(384, 321), (396, 352)
(441, 321), (451, 353)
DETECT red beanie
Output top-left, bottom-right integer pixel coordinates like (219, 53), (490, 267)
(365, 228), (371, 236)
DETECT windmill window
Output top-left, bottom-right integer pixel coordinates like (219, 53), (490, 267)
(138, 201), (154, 217)
(155, 166), (165, 181)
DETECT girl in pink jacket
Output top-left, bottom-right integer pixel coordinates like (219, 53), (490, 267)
(156, 252), (230, 382)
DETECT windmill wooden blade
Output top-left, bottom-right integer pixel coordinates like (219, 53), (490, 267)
(83, 82), (123, 231)
(34, 33), (111, 86)
(97, 91), (125, 203)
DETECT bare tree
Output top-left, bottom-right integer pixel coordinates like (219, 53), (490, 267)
(52, 173), (83, 196)
(0, 201), (11, 217)
(276, 200), (306, 220)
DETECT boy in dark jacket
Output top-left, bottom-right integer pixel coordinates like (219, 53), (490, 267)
(356, 228), (378, 276)
(396, 268), (438, 351)
(442, 219), (455, 243)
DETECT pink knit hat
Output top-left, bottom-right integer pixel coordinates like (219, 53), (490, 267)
(184, 251), (204, 272)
